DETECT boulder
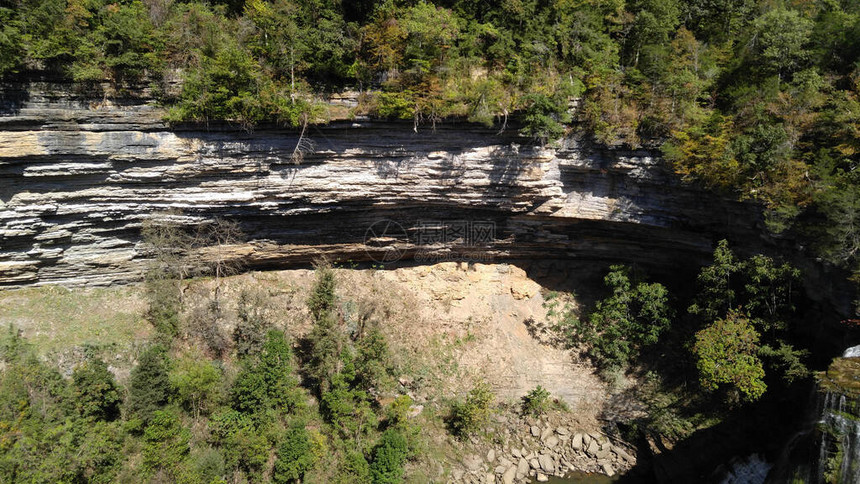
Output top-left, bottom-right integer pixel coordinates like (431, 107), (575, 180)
(540, 428), (554, 442)
(586, 439), (600, 457)
(487, 449), (496, 463)
(530, 426), (541, 437)
(571, 433), (583, 451)
(465, 454), (483, 472)
(602, 462), (615, 477)
(502, 466), (517, 484)
(517, 458), (529, 478)
(595, 446), (611, 460)
(538, 454), (555, 473)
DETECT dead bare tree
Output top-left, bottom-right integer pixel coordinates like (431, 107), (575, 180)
(291, 114), (316, 164)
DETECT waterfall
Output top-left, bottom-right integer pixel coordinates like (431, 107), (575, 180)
(767, 356), (860, 483)
(814, 390), (860, 483)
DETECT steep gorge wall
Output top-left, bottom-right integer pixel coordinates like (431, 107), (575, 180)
(0, 80), (852, 321)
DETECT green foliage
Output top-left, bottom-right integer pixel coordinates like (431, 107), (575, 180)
(752, 9), (813, 82)
(688, 240), (807, 397)
(355, 327), (393, 392)
(634, 371), (694, 440)
(273, 421), (315, 484)
(693, 310), (766, 403)
(170, 354), (223, 419)
(145, 277), (182, 337)
(448, 381), (494, 437)
(370, 428), (410, 484)
(142, 409), (191, 479)
(565, 265), (673, 370)
(231, 330), (302, 418)
(208, 408), (269, 477)
(306, 310), (347, 396)
(321, 364), (376, 440)
(688, 240), (740, 320)
(521, 385), (551, 417)
(234, 287), (269, 356)
(128, 345), (172, 424)
(339, 449), (372, 484)
(182, 446), (227, 484)
(519, 92), (572, 145)
(72, 357), (121, 422)
(385, 394), (413, 428)
(308, 263), (337, 322)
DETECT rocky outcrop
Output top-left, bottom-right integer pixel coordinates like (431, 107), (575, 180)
(0, 79), (853, 321)
(0, 80), (748, 284)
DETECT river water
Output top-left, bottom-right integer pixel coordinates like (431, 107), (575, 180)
(533, 473), (620, 483)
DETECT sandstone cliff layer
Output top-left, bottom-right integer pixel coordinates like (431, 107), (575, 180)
(0, 79), (850, 320)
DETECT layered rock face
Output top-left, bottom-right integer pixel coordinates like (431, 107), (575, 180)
(0, 80), (841, 314)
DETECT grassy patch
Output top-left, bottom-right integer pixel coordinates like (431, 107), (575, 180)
(0, 285), (150, 356)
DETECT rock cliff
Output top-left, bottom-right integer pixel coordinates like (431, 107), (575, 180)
(0, 79), (852, 320)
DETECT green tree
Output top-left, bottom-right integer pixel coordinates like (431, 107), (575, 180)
(693, 310), (766, 402)
(752, 8), (813, 83)
(307, 263), (337, 322)
(142, 409), (191, 480)
(208, 409), (269, 478)
(170, 354), (222, 419)
(370, 428), (410, 484)
(688, 240), (740, 319)
(273, 421), (314, 484)
(128, 345), (172, 424)
(568, 265), (673, 369)
(72, 357), (121, 422)
(339, 449), (372, 484)
(519, 92), (571, 145)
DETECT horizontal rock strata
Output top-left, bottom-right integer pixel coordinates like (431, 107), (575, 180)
(1, 79), (849, 324)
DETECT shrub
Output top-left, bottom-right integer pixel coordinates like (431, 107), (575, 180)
(72, 357), (122, 422)
(521, 386), (551, 417)
(339, 450), (372, 484)
(273, 422), (315, 484)
(185, 294), (230, 357)
(234, 288), (269, 357)
(170, 354), (223, 419)
(693, 310), (766, 403)
(370, 428), (410, 484)
(142, 410), (191, 479)
(385, 394), (413, 428)
(449, 382), (494, 437)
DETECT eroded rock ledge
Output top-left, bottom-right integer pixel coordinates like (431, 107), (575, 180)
(0, 80), (848, 320)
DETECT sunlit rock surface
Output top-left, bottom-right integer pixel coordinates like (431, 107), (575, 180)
(0, 79), (853, 325)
